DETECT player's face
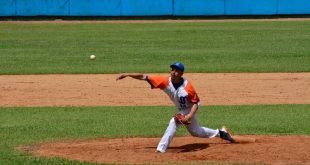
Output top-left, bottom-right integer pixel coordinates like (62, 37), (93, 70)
(170, 67), (183, 83)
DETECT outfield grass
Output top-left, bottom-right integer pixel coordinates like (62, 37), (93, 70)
(0, 105), (309, 165)
(0, 21), (309, 74)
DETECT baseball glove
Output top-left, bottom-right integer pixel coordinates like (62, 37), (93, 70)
(174, 114), (191, 125)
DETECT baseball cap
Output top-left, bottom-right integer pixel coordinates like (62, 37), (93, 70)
(170, 62), (185, 72)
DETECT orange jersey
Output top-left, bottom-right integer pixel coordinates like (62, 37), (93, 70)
(146, 75), (200, 111)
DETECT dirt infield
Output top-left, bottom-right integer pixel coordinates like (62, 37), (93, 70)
(3, 18), (310, 24)
(24, 135), (310, 165)
(1, 73), (309, 107)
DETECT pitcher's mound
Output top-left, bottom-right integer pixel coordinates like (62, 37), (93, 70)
(23, 135), (310, 164)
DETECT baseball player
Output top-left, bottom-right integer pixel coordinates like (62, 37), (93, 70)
(116, 62), (234, 153)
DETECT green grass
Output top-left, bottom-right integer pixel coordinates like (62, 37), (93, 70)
(0, 105), (309, 165)
(0, 21), (310, 74)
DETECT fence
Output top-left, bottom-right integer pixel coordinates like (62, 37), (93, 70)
(1, 0), (310, 16)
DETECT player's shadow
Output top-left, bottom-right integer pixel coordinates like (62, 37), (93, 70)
(145, 143), (212, 153)
(169, 143), (209, 153)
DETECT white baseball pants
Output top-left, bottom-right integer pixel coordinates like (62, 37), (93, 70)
(156, 113), (219, 153)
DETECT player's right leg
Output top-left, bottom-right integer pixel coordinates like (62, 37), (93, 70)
(185, 117), (234, 143)
(185, 115), (219, 138)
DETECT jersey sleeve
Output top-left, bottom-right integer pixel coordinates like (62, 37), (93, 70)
(145, 75), (169, 90)
(185, 82), (200, 104)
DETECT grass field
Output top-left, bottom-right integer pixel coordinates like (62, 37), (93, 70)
(0, 105), (310, 165)
(0, 21), (310, 74)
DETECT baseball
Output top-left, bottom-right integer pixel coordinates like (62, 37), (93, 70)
(90, 55), (96, 60)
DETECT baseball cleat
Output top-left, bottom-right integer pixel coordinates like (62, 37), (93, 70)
(219, 126), (235, 143)
(155, 149), (165, 153)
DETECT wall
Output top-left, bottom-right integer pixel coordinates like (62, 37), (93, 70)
(1, 0), (310, 16)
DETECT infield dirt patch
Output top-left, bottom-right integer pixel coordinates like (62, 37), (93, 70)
(24, 135), (310, 165)
(1, 73), (309, 107)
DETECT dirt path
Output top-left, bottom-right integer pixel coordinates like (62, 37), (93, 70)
(23, 135), (310, 165)
(3, 18), (310, 24)
(1, 73), (309, 107)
